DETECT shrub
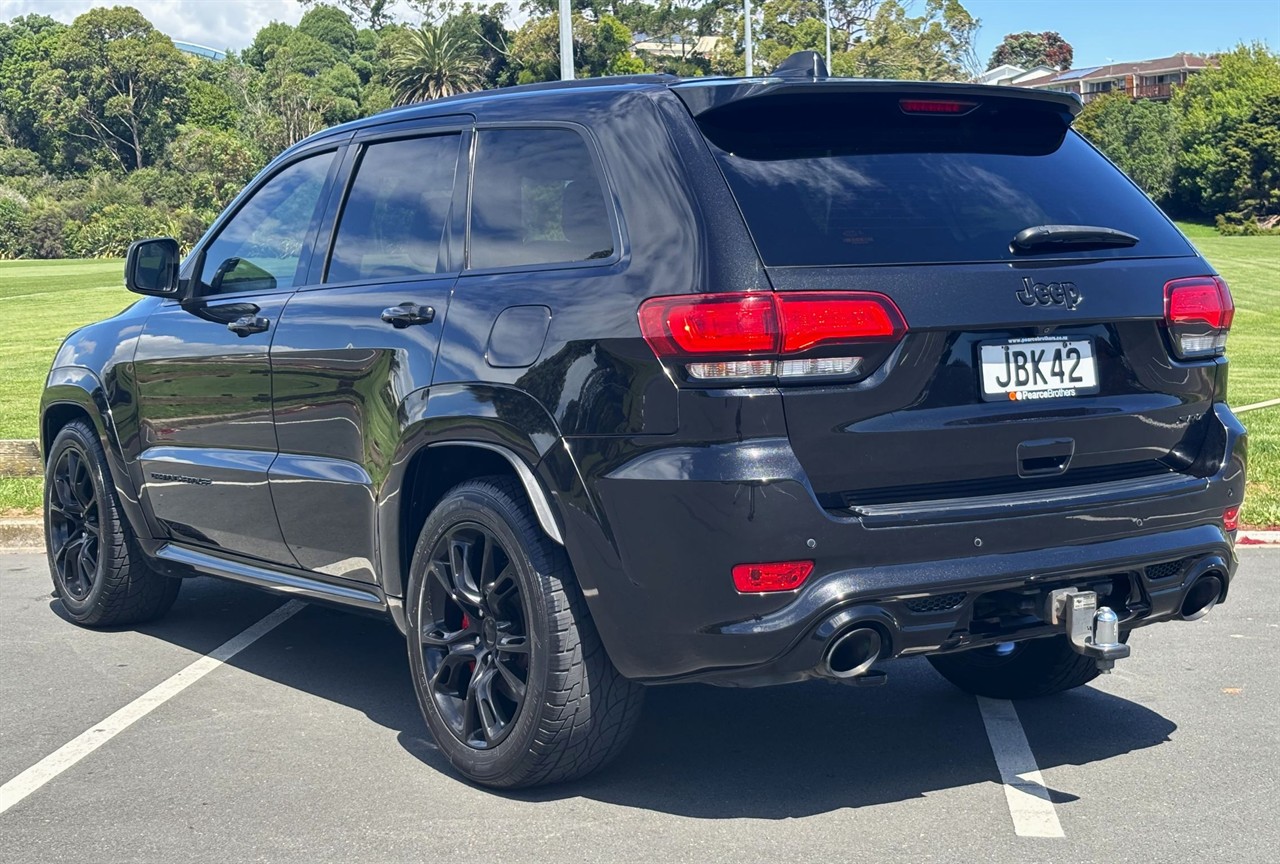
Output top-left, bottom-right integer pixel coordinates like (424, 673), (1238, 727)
(0, 193), (31, 259)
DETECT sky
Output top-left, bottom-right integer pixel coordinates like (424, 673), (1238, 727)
(0, 0), (1276, 70)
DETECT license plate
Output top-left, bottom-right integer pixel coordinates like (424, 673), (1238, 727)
(979, 337), (1098, 402)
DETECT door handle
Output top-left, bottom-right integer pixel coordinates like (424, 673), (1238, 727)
(227, 314), (270, 337)
(381, 303), (435, 328)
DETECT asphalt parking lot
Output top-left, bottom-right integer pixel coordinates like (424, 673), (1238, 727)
(1, 549), (1277, 864)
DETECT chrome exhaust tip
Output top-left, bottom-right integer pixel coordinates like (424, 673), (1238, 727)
(823, 627), (882, 679)
(1180, 573), (1224, 621)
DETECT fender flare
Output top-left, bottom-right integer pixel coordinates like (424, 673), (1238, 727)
(39, 366), (155, 541)
(376, 383), (597, 599)
(424, 439), (563, 545)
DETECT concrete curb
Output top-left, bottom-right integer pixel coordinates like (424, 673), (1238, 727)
(1239, 530), (1280, 546)
(0, 518), (44, 552)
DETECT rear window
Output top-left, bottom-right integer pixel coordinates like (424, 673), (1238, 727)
(698, 94), (1192, 267)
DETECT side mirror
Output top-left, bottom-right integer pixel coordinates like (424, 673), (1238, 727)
(124, 237), (181, 297)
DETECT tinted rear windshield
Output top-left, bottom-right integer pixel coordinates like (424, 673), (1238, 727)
(696, 92), (1193, 267)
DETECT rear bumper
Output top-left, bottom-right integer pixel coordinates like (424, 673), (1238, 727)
(563, 403), (1246, 685)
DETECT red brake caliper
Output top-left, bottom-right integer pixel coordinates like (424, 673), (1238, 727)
(461, 613), (475, 672)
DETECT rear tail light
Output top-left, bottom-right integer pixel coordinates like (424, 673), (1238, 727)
(638, 291), (907, 383)
(732, 560), (813, 593)
(1164, 276), (1233, 359)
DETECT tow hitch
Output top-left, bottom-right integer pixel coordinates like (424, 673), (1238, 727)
(1046, 588), (1130, 672)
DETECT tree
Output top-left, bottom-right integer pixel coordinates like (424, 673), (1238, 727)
(1170, 43), (1280, 218)
(509, 13), (646, 84)
(0, 15), (69, 165)
(709, 0), (976, 79)
(1074, 91), (1177, 201)
(297, 4), (360, 57)
(832, 0), (978, 81)
(1218, 93), (1280, 230)
(390, 23), (486, 103)
(35, 6), (188, 171)
(298, 0), (394, 30)
(988, 31), (1072, 71)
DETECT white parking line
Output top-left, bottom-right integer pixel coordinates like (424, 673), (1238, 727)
(976, 696), (1065, 838)
(0, 600), (305, 817)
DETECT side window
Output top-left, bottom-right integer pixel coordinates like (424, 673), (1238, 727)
(198, 152), (333, 296)
(469, 128), (614, 270)
(326, 134), (462, 284)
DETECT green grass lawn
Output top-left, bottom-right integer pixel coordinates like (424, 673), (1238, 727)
(1176, 226), (1280, 527)
(1, 244), (1277, 523)
(0, 259), (133, 514)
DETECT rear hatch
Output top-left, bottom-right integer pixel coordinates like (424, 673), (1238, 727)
(677, 83), (1228, 513)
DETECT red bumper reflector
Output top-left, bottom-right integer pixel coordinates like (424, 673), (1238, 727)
(1224, 506), (1240, 532)
(732, 560), (814, 593)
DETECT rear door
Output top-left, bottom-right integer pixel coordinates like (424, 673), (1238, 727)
(687, 87), (1219, 510)
(267, 117), (469, 583)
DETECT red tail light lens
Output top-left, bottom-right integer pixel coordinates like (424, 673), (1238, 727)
(732, 560), (813, 593)
(637, 293), (778, 356)
(777, 294), (906, 353)
(638, 291), (907, 382)
(1164, 276), (1233, 358)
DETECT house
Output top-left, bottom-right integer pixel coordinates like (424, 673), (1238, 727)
(632, 35), (724, 62)
(973, 63), (1058, 87)
(1022, 53), (1212, 102)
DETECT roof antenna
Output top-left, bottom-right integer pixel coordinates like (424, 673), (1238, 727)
(774, 50), (829, 79)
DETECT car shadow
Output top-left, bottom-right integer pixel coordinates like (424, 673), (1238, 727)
(54, 576), (1177, 819)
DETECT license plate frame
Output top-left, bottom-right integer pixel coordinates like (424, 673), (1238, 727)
(978, 336), (1099, 402)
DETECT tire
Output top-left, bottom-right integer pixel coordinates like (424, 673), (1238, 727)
(926, 632), (1127, 699)
(44, 420), (180, 627)
(405, 476), (644, 788)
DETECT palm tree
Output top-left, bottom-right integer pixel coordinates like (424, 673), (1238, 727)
(390, 23), (486, 105)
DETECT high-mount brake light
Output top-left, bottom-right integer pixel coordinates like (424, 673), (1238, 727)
(899, 99), (978, 115)
(732, 561), (813, 593)
(637, 292), (908, 382)
(1164, 276), (1234, 359)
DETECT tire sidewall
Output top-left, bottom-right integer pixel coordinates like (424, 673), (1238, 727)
(44, 422), (112, 617)
(405, 484), (556, 785)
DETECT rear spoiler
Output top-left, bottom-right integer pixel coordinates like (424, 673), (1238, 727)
(671, 79), (1082, 122)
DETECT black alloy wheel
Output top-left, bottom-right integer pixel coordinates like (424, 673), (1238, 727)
(43, 420), (181, 627)
(405, 477), (644, 788)
(419, 523), (530, 749)
(47, 445), (101, 601)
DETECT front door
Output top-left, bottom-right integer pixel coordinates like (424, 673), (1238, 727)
(133, 146), (340, 565)
(268, 122), (469, 582)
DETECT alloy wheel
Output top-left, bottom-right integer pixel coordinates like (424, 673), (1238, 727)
(48, 446), (101, 601)
(418, 522), (530, 749)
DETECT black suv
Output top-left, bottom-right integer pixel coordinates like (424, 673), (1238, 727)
(41, 59), (1246, 789)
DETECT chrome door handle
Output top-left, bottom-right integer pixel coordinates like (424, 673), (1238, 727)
(227, 315), (270, 337)
(381, 303), (435, 328)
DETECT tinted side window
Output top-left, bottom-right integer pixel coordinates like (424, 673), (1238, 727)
(199, 152), (333, 296)
(327, 134), (462, 284)
(470, 128), (614, 270)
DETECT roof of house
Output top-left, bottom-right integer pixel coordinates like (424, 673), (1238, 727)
(1034, 53), (1212, 86)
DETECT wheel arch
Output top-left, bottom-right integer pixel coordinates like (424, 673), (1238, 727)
(40, 368), (113, 459)
(40, 366), (156, 546)
(378, 384), (586, 601)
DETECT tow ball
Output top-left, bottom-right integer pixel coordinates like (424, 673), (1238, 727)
(1045, 588), (1130, 672)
